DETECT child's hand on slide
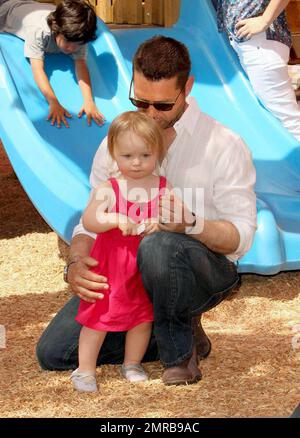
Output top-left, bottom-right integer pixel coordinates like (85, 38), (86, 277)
(235, 16), (269, 40)
(47, 100), (72, 128)
(78, 101), (106, 126)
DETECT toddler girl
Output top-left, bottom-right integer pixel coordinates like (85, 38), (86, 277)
(71, 111), (170, 392)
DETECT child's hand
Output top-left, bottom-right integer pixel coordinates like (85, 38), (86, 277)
(47, 100), (72, 128)
(235, 16), (269, 40)
(118, 214), (139, 236)
(78, 101), (106, 126)
(142, 218), (160, 236)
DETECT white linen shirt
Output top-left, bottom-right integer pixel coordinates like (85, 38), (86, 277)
(73, 97), (257, 261)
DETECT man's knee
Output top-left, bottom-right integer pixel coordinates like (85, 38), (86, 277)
(137, 232), (183, 289)
(36, 334), (54, 371)
(137, 232), (180, 266)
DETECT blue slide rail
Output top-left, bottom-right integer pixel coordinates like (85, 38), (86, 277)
(1, 0), (300, 274)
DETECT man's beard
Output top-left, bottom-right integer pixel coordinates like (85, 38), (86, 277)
(156, 103), (186, 130)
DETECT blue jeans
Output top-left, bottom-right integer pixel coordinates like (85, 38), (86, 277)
(36, 232), (239, 370)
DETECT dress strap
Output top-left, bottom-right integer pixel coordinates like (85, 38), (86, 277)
(108, 177), (120, 211)
(108, 177), (119, 195)
(158, 176), (167, 196)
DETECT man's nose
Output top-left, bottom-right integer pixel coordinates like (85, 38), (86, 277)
(145, 104), (158, 118)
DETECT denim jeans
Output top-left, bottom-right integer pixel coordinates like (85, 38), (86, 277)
(137, 232), (239, 366)
(36, 231), (239, 370)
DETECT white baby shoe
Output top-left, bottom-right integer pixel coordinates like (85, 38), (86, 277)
(121, 364), (149, 382)
(70, 368), (98, 392)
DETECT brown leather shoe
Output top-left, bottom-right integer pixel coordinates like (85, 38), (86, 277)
(162, 346), (202, 386)
(192, 315), (212, 360)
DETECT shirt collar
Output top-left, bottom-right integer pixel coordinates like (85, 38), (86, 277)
(173, 96), (200, 136)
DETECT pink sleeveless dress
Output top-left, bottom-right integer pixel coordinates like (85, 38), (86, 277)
(76, 176), (167, 332)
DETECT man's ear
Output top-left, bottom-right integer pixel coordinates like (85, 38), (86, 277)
(184, 76), (195, 96)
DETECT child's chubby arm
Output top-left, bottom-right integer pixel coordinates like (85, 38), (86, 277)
(82, 180), (139, 235)
(30, 58), (72, 128)
(75, 59), (105, 126)
(82, 181), (119, 233)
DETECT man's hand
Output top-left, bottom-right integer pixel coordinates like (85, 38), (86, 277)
(142, 217), (160, 235)
(68, 256), (109, 303)
(159, 192), (195, 233)
(78, 101), (105, 126)
(47, 100), (72, 128)
(235, 16), (269, 40)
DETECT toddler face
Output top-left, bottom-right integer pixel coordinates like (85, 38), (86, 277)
(113, 131), (158, 180)
(55, 34), (83, 55)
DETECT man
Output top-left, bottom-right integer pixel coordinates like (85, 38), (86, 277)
(36, 36), (257, 385)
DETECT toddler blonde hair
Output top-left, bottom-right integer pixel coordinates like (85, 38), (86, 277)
(107, 111), (164, 163)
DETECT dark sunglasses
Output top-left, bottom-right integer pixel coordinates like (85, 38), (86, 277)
(129, 78), (185, 112)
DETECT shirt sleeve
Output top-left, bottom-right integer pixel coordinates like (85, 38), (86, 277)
(24, 27), (48, 60)
(71, 44), (87, 60)
(72, 137), (110, 239)
(213, 136), (257, 261)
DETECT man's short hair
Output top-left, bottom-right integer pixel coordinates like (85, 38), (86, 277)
(47, 0), (97, 43)
(133, 35), (191, 89)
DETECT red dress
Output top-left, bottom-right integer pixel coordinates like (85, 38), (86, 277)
(76, 176), (166, 332)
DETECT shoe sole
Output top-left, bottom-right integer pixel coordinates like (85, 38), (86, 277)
(163, 373), (202, 386)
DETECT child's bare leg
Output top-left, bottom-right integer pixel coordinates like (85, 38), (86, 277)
(78, 326), (106, 373)
(124, 322), (152, 365)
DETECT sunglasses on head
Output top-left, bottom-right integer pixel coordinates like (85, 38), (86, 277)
(129, 79), (185, 112)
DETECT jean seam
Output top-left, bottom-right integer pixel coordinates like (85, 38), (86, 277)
(62, 341), (79, 366)
(163, 344), (193, 368)
(165, 241), (194, 366)
(166, 242), (183, 362)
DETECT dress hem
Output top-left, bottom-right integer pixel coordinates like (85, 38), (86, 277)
(75, 316), (154, 332)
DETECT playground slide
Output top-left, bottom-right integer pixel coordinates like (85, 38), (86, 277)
(1, 0), (300, 274)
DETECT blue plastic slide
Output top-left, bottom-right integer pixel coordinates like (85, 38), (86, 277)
(1, 0), (300, 274)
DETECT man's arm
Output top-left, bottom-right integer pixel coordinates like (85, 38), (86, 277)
(75, 59), (105, 126)
(30, 58), (72, 128)
(192, 219), (240, 254)
(235, 0), (290, 39)
(159, 194), (240, 254)
(159, 137), (257, 258)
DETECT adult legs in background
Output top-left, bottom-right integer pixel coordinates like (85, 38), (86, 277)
(231, 32), (300, 141)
